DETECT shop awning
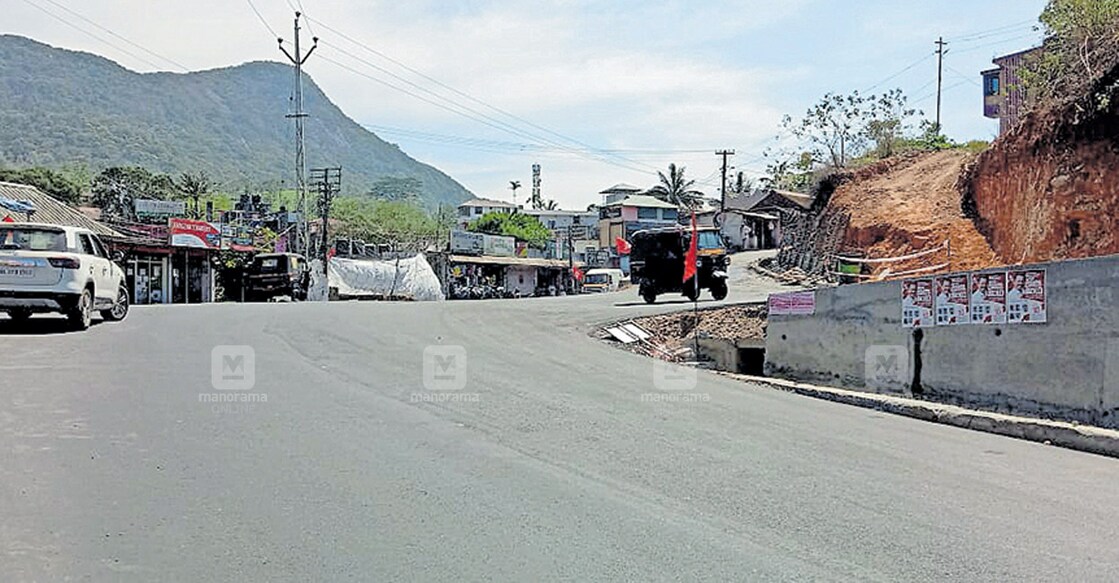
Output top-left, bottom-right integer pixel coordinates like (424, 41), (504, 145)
(450, 254), (582, 269)
(740, 211), (780, 220)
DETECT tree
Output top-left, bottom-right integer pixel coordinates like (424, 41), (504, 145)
(177, 171), (211, 219)
(542, 199), (559, 210)
(782, 92), (867, 169)
(467, 211), (551, 248)
(1021, 0), (1119, 107)
(509, 181), (522, 205)
(646, 163), (705, 209)
(863, 89), (919, 159)
(90, 166), (176, 220)
(0, 166), (84, 204)
(368, 176), (423, 201)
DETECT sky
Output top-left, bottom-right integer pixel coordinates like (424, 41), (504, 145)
(3, 0), (1049, 209)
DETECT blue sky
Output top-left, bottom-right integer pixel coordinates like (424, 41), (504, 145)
(5, 0), (1048, 207)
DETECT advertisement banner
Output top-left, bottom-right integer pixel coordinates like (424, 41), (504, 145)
(135, 199), (185, 219)
(969, 272), (1008, 324)
(768, 291), (816, 316)
(935, 274), (969, 326)
(169, 218), (220, 249)
(450, 231), (485, 255)
(1007, 269), (1047, 323)
(902, 278), (934, 328)
(483, 234), (516, 257)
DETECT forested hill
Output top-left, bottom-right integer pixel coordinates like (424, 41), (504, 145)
(0, 34), (472, 206)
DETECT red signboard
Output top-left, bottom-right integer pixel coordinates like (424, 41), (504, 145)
(169, 218), (221, 249)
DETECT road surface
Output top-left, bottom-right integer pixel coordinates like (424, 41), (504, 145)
(3, 259), (1119, 581)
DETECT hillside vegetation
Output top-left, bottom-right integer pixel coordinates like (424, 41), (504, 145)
(0, 35), (472, 207)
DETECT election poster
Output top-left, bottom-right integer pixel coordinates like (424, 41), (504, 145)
(935, 274), (969, 326)
(1007, 269), (1047, 323)
(768, 291), (816, 316)
(969, 271), (1007, 324)
(901, 278), (934, 328)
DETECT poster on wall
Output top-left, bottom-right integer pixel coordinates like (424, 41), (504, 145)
(935, 274), (970, 326)
(1007, 269), (1048, 323)
(901, 278), (934, 328)
(768, 290), (816, 316)
(969, 272), (1007, 324)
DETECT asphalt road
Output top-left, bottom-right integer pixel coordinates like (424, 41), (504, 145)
(3, 259), (1119, 581)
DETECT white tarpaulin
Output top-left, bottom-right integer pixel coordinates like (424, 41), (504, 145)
(309, 254), (444, 301)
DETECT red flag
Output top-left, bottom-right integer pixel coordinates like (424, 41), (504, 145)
(326, 246), (337, 260)
(1, 215), (14, 223)
(615, 237), (631, 255)
(572, 266), (585, 282)
(682, 211), (698, 283)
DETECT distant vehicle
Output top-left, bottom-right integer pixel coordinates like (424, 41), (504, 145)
(245, 253), (310, 302)
(582, 268), (626, 293)
(0, 223), (129, 330)
(629, 226), (729, 304)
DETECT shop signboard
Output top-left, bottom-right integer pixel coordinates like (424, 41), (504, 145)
(450, 230), (484, 255)
(169, 218), (220, 249)
(934, 274), (970, 325)
(483, 234), (515, 257)
(1007, 268), (1047, 323)
(902, 278), (934, 328)
(969, 271), (1008, 324)
(135, 199), (186, 219)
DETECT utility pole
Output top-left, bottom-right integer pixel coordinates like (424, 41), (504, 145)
(935, 37), (948, 134)
(278, 12), (318, 256)
(310, 167), (342, 283)
(716, 150), (735, 211)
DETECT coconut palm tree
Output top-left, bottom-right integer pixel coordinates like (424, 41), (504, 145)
(646, 163), (705, 209)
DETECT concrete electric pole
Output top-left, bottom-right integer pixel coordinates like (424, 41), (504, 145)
(935, 37), (948, 134)
(716, 150), (735, 212)
(278, 12), (318, 256)
(310, 167), (341, 281)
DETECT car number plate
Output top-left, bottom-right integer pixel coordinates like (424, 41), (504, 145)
(0, 267), (34, 278)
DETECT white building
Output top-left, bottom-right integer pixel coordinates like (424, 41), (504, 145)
(456, 198), (517, 228)
(522, 208), (598, 241)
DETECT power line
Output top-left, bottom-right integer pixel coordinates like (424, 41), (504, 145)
(946, 65), (982, 87)
(950, 19), (1037, 42)
(36, 0), (189, 71)
(19, 0), (166, 70)
(863, 52), (935, 93)
(952, 32), (1042, 55)
(244, 0), (279, 38)
(305, 16), (665, 174)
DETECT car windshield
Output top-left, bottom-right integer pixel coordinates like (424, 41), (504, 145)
(253, 257), (284, 273)
(0, 228), (67, 251)
(697, 231), (723, 250)
(585, 274), (609, 284)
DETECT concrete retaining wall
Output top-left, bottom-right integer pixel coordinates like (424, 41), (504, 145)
(765, 254), (1119, 429)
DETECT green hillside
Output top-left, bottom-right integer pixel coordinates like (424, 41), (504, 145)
(0, 34), (472, 207)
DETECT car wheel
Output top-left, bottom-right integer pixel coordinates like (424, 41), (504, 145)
(7, 308), (32, 322)
(101, 285), (130, 321)
(67, 288), (93, 331)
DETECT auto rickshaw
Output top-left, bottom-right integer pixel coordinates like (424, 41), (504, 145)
(629, 226), (729, 304)
(245, 252), (311, 302)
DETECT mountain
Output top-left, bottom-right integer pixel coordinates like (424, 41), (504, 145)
(0, 34), (472, 207)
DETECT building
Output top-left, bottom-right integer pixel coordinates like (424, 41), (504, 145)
(721, 189), (813, 251)
(523, 208), (598, 239)
(456, 198), (517, 229)
(597, 194), (679, 252)
(982, 47), (1041, 135)
(599, 183), (645, 205)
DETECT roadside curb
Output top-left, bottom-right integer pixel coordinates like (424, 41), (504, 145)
(718, 372), (1119, 459)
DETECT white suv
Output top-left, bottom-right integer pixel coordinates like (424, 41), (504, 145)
(0, 223), (129, 330)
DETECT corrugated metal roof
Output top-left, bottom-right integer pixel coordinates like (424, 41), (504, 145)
(0, 181), (122, 238)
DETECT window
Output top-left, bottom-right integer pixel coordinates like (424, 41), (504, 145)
(637, 207), (658, 220)
(90, 236), (109, 258)
(662, 209), (678, 221)
(458, 207), (471, 217)
(984, 73), (1000, 96)
(547, 220), (556, 229)
(573, 216), (581, 225)
(474, 207), (483, 215)
(0, 227), (67, 251)
(78, 234), (97, 256)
